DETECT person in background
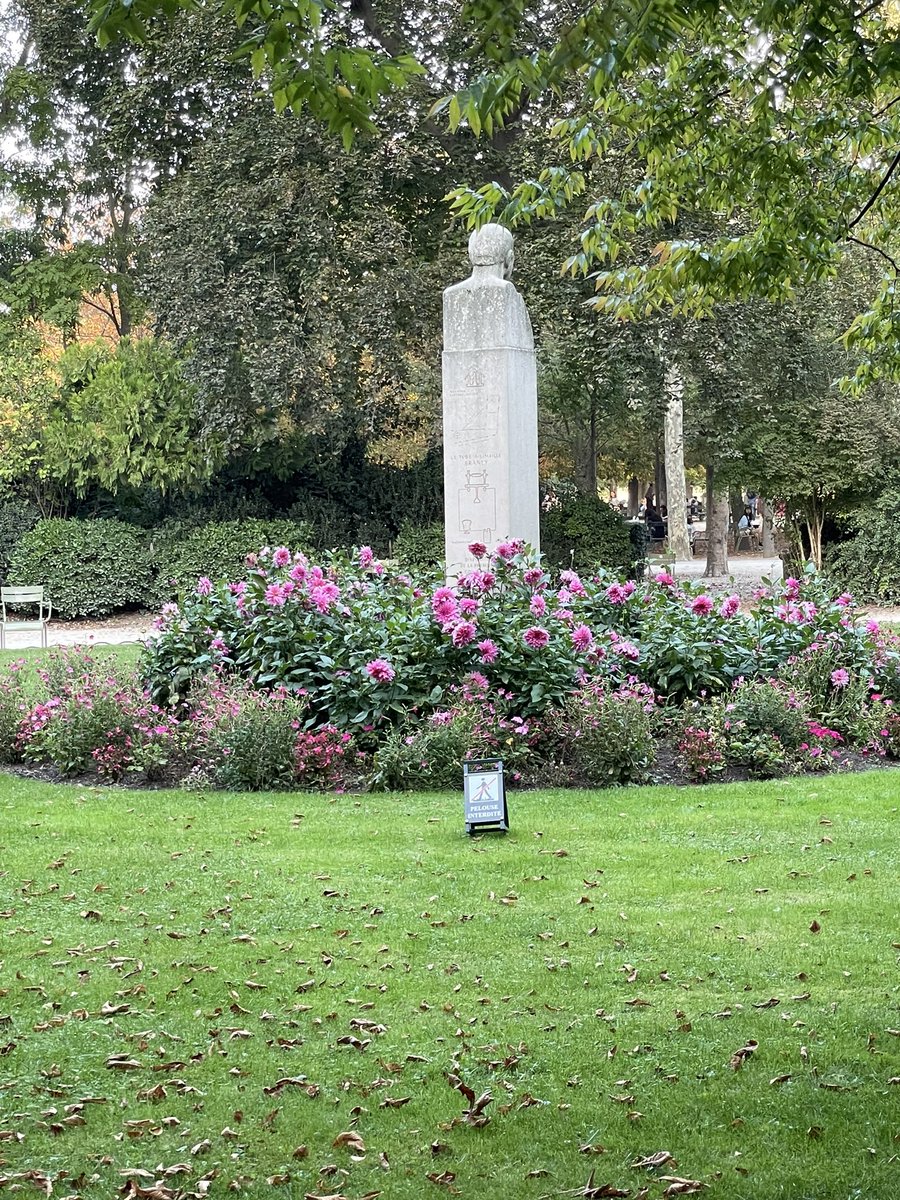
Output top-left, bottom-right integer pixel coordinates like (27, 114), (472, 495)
(645, 503), (666, 540)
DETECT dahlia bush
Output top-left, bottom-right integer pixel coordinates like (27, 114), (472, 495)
(5, 545), (900, 792)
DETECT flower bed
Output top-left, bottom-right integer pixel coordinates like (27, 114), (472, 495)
(3, 543), (900, 791)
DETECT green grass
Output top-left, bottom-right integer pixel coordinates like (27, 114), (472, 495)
(0, 642), (141, 683)
(0, 773), (899, 1198)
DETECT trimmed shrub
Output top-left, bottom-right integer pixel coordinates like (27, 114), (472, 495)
(0, 498), (40, 585)
(827, 489), (900, 603)
(8, 518), (151, 618)
(393, 520), (444, 574)
(148, 518), (310, 606)
(541, 494), (635, 573)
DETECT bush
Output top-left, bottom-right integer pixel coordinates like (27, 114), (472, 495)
(710, 677), (810, 779)
(0, 497), (40, 585)
(17, 646), (179, 779)
(541, 494), (635, 573)
(676, 725), (725, 781)
(369, 676), (541, 791)
(0, 662), (27, 763)
(191, 678), (309, 791)
(393, 520), (444, 574)
(148, 518), (310, 606)
(827, 489), (900, 603)
(8, 518), (151, 618)
(554, 680), (657, 785)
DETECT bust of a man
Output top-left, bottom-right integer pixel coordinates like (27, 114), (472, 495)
(443, 222), (531, 351)
(467, 223), (515, 282)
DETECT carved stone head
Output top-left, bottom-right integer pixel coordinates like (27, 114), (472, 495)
(468, 223), (515, 280)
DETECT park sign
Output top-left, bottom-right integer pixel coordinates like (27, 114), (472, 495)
(463, 759), (508, 835)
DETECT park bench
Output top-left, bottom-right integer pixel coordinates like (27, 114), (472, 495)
(0, 586), (52, 649)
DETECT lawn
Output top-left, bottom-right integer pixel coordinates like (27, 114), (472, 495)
(0, 642), (140, 676)
(0, 772), (898, 1199)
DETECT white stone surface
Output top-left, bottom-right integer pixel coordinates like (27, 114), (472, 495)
(442, 225), (540, 577)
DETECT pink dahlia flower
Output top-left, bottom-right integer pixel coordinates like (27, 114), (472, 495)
(365, 658), (395, 683)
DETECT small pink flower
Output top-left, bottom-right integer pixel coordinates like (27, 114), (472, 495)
(468, 541), (487, 558)
(197, 576), (213, 596)
(560, 569), (586, 596)
(530, 593), (547, 617)
(616, 640), (640, 661)
(654, 570), (675, 587)
(265, 583), (286, 607)
(835, 591), (853, 608)
(459, 597), (480, 616)
(866, 619), (880, 634)
(523, 567), (544, 587)
(477, 638), (498, 664)
(719, 594), (740, 618)
(606, 582), (628, 605)
(365, 658), (395, 683)
(571, 623), (593, 651)
(830, 668), (850, 688)
(691, 594), (713, 616)
(433, 597), (459, 624)
(452, 620), (478, 647)
(784, 576), (801, 599)
(523, 626), (550, 650)
(494, 541), (517, 560)
(273, 546), (291, 568)
(359, 545), (374, 568)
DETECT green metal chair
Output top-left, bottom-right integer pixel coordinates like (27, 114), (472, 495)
(0, 586), (52, 649)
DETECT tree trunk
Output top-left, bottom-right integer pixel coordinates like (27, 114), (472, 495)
(704, 464), (730, 576)
(760, 497), (776, 556)
(663, 363), (691, 559)
(572, 405), (598, 496)
(627, 477), (640, 518)
(805, 498), (824, 569)
(654, 438), (666, 508)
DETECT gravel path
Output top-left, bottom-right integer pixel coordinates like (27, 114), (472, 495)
(1, 611), (156, 651)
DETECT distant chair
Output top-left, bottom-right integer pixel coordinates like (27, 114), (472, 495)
(0, 586), (52, 649)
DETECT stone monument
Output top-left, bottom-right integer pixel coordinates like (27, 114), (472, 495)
(442, 224), (540, 577)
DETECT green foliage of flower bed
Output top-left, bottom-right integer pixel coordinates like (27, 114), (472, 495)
(8, 517), (152, 618)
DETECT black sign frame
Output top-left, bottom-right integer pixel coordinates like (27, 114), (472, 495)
(463, 758), (509, 835)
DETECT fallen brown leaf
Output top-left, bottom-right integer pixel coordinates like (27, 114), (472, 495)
(631, 1151), (674, 1170)
(582, 1171), (630, 1197)
(333, 1131), (366, 1153)
(729, 1039), (758, 1070)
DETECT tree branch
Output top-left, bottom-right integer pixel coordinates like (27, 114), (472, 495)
(347, 0), (406, 60)
(846, 233), (900, 273)
(848, 147), (900, 229)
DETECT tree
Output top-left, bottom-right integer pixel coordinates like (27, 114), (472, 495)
(92, 0), (900, 385)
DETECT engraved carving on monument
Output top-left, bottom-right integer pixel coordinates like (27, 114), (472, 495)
(458, 468), (496, 542)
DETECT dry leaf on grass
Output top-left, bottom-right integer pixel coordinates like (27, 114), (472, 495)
(729, 1039), (758, 1070)
(631, 1151), (674, 1170)
(333, 1131), (366, 1153)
